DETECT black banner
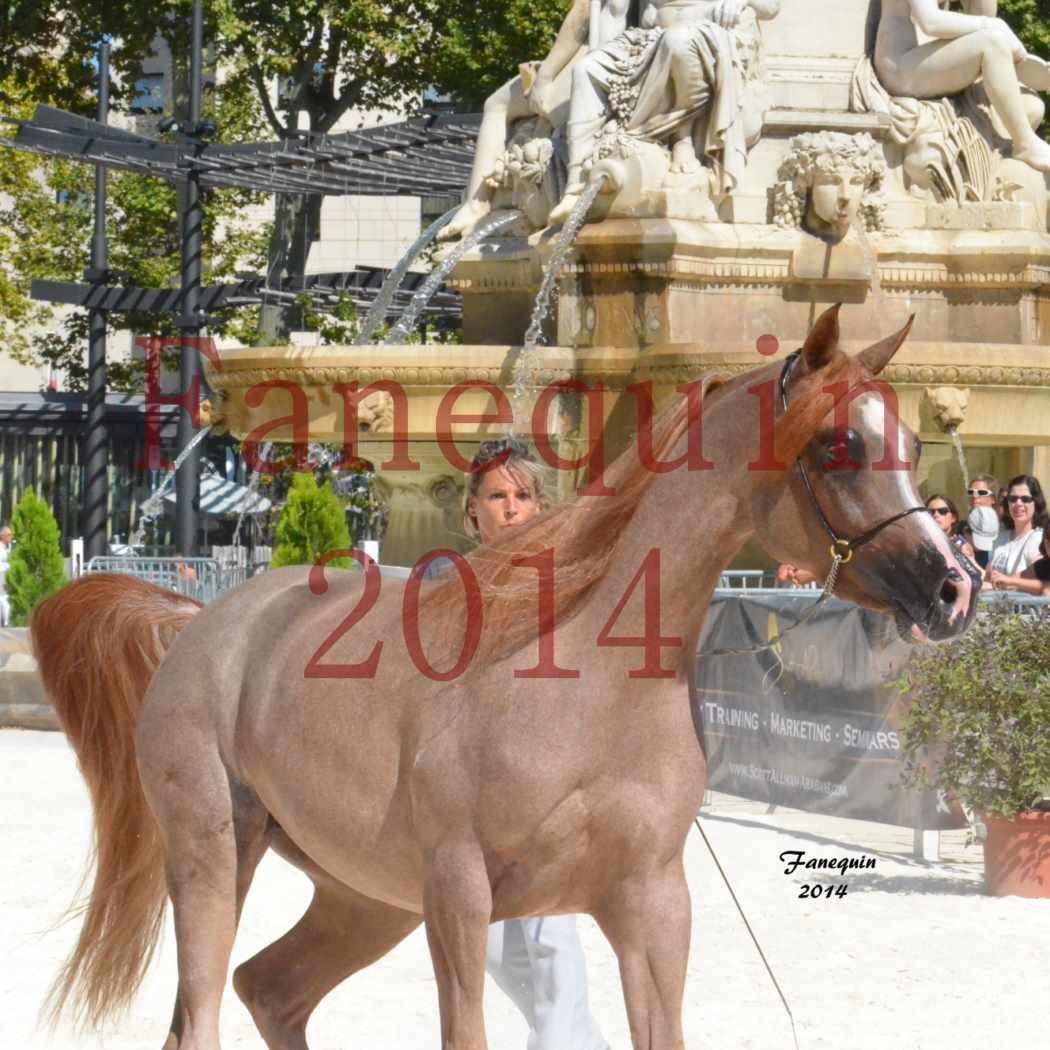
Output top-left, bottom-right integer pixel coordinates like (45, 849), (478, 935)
(694, 592), (966, 830)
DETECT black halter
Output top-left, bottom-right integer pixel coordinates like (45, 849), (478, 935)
(778, 351), (927, 566)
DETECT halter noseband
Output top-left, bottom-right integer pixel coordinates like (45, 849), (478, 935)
(778, 350), (927, 566)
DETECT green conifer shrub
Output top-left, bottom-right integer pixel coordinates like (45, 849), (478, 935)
(6, 490), (66, 626)
(270, 473), (352, 569)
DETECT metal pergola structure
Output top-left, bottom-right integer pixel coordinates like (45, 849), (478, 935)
(28, 266), (462, 324)
(0, 104), (480, 198)
(0, 12), (480, 556)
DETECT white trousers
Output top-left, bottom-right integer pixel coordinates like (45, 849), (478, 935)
(486, 916), (609, 1050)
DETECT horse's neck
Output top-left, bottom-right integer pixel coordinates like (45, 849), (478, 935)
(587, 397), (755, 661)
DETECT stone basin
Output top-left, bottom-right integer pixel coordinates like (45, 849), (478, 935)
(206, 338), (1050, 566)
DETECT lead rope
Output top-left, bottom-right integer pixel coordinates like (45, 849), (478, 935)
(694, 816), (802, 1050)
(700, 550), (845, 658)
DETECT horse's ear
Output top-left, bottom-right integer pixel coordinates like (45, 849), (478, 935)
(801, 303), (841, 372)
(858, 314), (914, 375)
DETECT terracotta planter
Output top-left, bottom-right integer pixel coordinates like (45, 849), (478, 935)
(983, 812), (1050, 898)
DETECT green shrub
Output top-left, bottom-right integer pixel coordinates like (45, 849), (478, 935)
(6, 490), (66, 626)
(270, 473), (352, 569)
(898, 606), (1050, 820)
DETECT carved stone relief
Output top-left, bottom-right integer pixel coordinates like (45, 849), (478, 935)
(772, 131), (887, 240)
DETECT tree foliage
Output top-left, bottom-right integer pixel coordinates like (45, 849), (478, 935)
(431, 0), (572, 108)
(5, 490), (67, 626)
(0, 65), (270, 390)
(270, 472), (352, 568)
(998, 0), (1050, 63)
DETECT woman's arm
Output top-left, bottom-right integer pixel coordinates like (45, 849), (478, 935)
(534, 0), (591, 85)
(987, 568), (1049, 595)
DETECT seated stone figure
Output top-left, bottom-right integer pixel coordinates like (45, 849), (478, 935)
(874, 0), (1050, 173)
(440, 0), (632, 241)
(548, 0), (781, 224)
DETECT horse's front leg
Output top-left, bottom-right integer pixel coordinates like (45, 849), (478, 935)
(423, 840), (493, 1050)
(595, 856), (692, 1050)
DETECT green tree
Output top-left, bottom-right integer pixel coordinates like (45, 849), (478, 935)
(270, 473), (352, 568)
(5, 490), (67, 626)
(210, 0), (485, 343)
(999, 0), (1050, 64)
(431, 0), (572, 108)
(0, 66), (270, 390)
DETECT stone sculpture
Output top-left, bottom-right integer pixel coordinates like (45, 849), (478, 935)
(924, 386), (971, 431)
(772, 131), (888, 240)
(442, 0), (781, 237)
(853, 0), (1050, 201)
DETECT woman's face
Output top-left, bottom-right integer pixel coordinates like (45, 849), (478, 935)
(1006, 483), (1036, 531)
(469, 465), (539, 544)
(926, 498), (955, 536)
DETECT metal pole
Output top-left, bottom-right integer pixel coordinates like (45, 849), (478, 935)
(175, 0), (204, 555)
(82, 38), (110, 560)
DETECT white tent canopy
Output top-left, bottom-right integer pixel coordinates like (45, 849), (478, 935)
(162, 473), (271, 517)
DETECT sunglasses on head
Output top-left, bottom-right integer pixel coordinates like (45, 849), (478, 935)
(1008, 495), (1035, 504)
(927, 506), (951, 516)
(967, 488), (992, 497)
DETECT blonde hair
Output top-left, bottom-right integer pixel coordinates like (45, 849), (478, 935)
(462, 437), (551, 540)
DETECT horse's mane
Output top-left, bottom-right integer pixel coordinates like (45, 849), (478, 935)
(424, 352), (865, 667)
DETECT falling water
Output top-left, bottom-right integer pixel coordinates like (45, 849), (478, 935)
(946, 425), (970, 489)
(385, 210), (521, 345)
(850, 216), (883, 315)
(231, 440), (273, 548)
(510, 178), (606, 429)
(355, 206), (459, 344)
(130, 425), (213, 546)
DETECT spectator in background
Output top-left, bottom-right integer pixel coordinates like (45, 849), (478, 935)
(775, 563), (817, 588)
(988, 529), (1050, 596)
(0, 525), (13, 627)
(986, 474), (1047, 587)
(925, 494), (975, 561)
(963, 474), (1000, 568)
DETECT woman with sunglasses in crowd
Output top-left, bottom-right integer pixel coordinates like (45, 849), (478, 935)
(986, 474), (1048, 589)
(925, 494), (975, 561)
(987, 529), (1050, 596)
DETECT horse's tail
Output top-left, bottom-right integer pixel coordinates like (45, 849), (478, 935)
(30, 573), (201, 1029)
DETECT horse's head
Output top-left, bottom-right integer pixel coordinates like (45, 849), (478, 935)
(753, 304), (980, 643)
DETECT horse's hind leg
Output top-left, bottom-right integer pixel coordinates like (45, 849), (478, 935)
(142, 738), (271, 1050)
(233, 872), (421, 1050)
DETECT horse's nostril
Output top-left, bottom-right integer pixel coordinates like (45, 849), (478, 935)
(939, 576), (959, 606)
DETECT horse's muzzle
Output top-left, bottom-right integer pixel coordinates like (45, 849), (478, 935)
(895, 549), (981, 644)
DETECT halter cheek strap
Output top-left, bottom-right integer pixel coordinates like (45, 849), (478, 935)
(702, 354), (929, 660)
(778, 351), (927, 565)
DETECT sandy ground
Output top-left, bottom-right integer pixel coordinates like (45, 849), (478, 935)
(3, 729), (1050, 1050)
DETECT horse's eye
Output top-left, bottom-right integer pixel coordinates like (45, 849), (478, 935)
(820, 428), (865, 470)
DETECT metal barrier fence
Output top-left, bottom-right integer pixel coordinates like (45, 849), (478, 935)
(84, 556), (251, 604)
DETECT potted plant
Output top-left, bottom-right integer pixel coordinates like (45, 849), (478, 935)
(898, 604), (1050, 897)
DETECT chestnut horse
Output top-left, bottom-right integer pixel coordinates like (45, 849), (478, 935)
(32, 305), (978, 1050)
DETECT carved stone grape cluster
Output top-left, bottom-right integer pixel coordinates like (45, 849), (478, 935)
(771, 183), (804, 229)
(608, 78), (640, 123)
(605, 28), (660, 126)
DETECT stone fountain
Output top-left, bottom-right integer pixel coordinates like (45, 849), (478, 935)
(208, 0), (1050, 566)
